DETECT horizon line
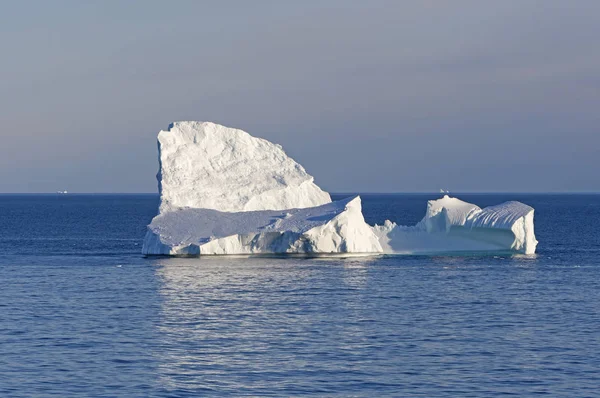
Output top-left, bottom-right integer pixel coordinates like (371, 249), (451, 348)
(1, 191), (600, 195)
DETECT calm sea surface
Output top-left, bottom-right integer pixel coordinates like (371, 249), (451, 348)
(0, 194), (599, 397)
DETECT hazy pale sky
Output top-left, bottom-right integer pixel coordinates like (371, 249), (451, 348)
(1, 0), (599, 193)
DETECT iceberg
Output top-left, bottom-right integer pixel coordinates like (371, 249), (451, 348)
(143, 121), (380, 256)
(372, 196), (538, 255)
(142, 121), (537, 256)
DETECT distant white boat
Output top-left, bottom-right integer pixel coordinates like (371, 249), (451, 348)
(57, 190), (68, 194)
(439, 189), (450, 194)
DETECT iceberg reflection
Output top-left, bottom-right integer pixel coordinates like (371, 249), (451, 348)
(151, 256), (378, 393)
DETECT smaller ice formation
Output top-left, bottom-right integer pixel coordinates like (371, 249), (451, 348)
(142, 121), (537, 256)
(372, 196), (537, 254)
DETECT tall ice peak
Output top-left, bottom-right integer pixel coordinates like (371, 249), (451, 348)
(157, 121), (331, 213)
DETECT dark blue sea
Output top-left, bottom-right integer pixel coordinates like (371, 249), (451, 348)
(1, 193), (599, 397)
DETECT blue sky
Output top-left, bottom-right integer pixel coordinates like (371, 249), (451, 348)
(1, 1), (598, 192)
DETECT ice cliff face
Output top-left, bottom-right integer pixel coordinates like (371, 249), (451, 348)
(157, 121), (331, 213)
(142, 122), (538, 256)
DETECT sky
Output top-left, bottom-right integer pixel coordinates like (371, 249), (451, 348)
(1, 0), (599, 193)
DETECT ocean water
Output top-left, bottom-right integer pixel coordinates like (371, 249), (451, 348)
(1, 193), (599, 397)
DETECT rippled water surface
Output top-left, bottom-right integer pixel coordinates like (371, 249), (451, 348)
(1, 194), (599, 397)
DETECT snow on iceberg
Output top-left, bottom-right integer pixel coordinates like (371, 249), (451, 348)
(372, 196), (538, 255)
(142, 121), (537, 256)
(157, 121), (331, 213)
(143, 196), (382, 255)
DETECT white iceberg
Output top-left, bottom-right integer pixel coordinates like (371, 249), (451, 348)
(372, 196), (538, 254)
(142, 121), (537, 256)
(143, 121), (380, 256)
